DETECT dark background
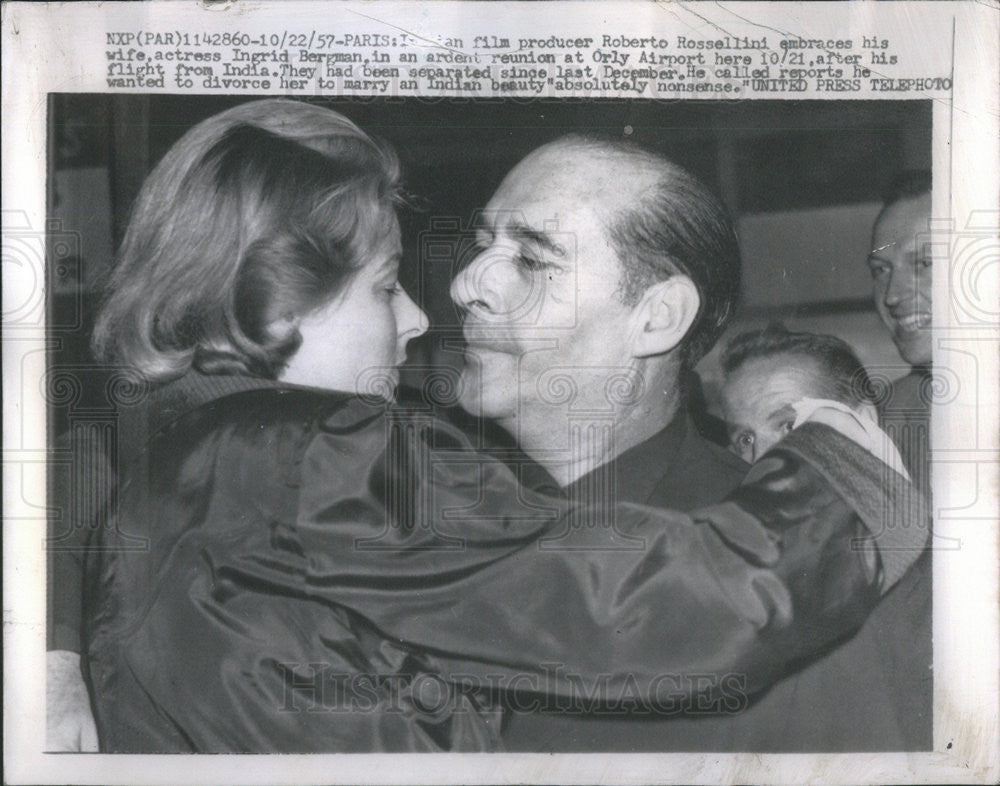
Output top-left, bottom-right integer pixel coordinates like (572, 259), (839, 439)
(47, 95), (931, 437)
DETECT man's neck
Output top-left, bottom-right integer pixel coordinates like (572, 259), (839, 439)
(504, 375), (683, 488)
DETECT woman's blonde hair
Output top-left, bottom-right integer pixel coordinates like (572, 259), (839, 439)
(92, 99), (401, 382)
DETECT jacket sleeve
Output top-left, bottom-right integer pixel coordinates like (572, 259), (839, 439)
(296, 406), (929, 705)
(84, 394), (930, 751)
(48, 427), (116, 652)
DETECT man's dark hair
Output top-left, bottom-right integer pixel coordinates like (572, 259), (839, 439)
(722, 324), (875, 408)
(553, 135), (742, 367)
(881, 170), (932, 209)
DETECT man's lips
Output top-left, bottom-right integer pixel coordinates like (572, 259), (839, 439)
(893, 312), (931, 332)
(463, 341), (520, 357)
(461, 323), (521, 355)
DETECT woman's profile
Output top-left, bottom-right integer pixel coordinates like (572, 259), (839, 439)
(51, 98), (432, 750)
(91, 99), (427, 391)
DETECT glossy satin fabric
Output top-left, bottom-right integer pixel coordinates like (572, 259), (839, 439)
(83, 386), (928, 752)
(504, 412), (932, 752)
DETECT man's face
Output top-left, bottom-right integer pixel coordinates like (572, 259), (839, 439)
(868, 193), (933, 366)
(450, 145), (643, 431)
(722, 354), (826, 463)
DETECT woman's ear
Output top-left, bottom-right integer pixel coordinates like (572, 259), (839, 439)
(265, 313), (301, 343)
(628, 275), (701, 359)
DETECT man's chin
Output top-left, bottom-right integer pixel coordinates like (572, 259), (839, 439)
(894, 333), (933, 368)
(456, 367), (515, 420)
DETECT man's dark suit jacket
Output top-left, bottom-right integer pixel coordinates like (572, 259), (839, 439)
(502, 389), (932, 752)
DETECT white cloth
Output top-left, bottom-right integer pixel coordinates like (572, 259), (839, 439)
(790, 397), (912, 482)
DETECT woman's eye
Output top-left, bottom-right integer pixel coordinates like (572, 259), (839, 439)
(737, 432), (754, 448)
(383, 283), (401, 297)
(779, 421), (794, 436)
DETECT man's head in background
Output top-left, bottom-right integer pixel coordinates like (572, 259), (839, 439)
(868, 171), (932, 368)
(721, 326), (877, 463)
(450, 134), (740, 477)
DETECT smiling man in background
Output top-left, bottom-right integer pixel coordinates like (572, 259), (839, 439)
(867, 171), (933, 494)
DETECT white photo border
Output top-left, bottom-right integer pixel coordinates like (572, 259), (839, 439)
(3, 2), (998, 784)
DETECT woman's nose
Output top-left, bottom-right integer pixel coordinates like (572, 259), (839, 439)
(399, 289), (429, 340)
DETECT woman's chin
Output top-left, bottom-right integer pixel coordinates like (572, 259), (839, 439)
(277, 365), (399, 400)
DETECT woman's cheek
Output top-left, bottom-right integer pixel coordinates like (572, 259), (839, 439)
(373, 298), (398, 367)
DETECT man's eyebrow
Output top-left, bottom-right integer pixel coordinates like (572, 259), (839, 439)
(725, 420), (749, 436)
(869, 241), (895, 256)
(507, 220), (565, 256)
(471, 213), (493, 235)
(473, 215), (566, 256)
(766, 403), (798, 425)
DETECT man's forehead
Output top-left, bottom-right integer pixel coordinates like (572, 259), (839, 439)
(491, 144), (650, 209)
(729, 356), (826, 400)
(478, 184), (590, 240)
(873, 193), (932, 240)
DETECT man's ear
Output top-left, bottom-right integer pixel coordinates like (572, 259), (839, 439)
(629, 275), (701, 359)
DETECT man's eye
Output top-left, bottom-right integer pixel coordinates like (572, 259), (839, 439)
(516, 253), (546, 272)
(869, 264), (889, 280)
(779, 421), (794, 436)
(730, 431), (755, 461)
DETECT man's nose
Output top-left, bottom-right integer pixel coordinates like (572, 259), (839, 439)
(883, 264), (916, 308)
(752, 436), (779, 462)
(450, 249), (504, 317)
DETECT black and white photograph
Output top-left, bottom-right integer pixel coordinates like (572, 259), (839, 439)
(4, 2), (998, 784)
(44, 95), (935, 756)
